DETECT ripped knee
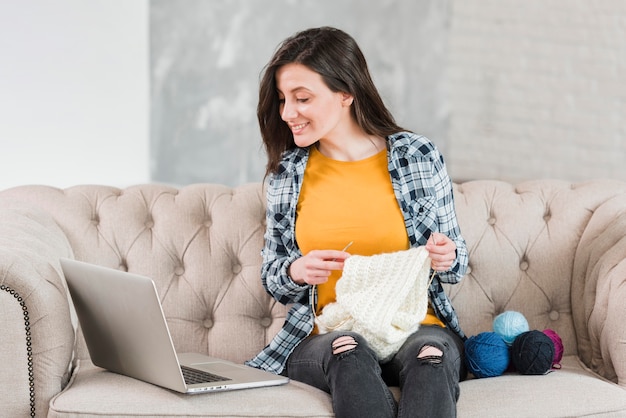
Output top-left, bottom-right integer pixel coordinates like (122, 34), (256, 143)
(331, 335), (359, 355)
(417, 345), (443, 364)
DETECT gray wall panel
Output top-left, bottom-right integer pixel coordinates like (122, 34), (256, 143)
(150, 0), (450, 186)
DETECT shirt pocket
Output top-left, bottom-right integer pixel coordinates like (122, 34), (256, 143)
(409, 196), (438, 233)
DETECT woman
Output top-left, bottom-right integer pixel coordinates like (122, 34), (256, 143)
(246, 26), (468, 418)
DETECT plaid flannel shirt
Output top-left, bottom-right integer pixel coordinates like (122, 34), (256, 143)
(246, 132), (468, 374)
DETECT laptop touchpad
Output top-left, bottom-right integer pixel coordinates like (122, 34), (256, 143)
(193, 362), (245, 374)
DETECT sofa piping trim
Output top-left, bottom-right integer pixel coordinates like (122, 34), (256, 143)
(1, 285), (35, 417)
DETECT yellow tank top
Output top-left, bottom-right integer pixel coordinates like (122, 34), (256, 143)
(295, 146), (444, 330)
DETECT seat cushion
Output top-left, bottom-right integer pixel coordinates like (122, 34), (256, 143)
(457, 356), (626, 417)
(48, 360), (333, 418)
(49, 357), (626, 417)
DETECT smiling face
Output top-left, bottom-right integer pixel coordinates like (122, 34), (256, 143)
(275, 63), (354, 148)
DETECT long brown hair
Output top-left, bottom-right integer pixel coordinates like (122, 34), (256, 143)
(258, 27), (405, 175)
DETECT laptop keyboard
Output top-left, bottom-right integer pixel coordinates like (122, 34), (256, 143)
(181, 365), (231, 384)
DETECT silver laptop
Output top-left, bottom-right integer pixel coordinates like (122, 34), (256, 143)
(60, 258), (288, 394)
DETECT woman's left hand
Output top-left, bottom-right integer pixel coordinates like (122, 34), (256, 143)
(425, 232), (456, 271)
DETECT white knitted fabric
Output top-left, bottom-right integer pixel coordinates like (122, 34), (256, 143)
(315, 246), (432, 362)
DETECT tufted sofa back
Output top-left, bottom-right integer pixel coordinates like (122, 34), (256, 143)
(448, 179), (626, 374)
(4, 179), (626, 375)
(4, 183), (288, 363)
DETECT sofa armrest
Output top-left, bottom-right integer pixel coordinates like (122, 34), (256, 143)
(0, 202), (75, 417)
(573, 194), (626, 387)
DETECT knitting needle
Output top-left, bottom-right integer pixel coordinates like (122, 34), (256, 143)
(428, 232), (440, 284)
(312, 241), (354, 316)
(338, 241), (354, 256)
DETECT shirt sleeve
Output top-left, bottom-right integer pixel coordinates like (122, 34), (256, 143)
(431, 151), (469, 284)
(260, 173), (309, 305)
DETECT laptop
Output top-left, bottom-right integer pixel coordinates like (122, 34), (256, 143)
(60, 258), (289, 394)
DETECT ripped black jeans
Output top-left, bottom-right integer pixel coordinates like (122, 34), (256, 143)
(285, 325), (467, 418)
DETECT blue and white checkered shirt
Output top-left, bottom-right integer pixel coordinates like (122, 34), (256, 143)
(246, 132), (468, 374)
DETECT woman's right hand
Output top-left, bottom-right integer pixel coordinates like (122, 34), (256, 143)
(289, 250), (351, 285)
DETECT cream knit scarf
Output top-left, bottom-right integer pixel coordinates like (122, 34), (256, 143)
(315, 246), (432, 362)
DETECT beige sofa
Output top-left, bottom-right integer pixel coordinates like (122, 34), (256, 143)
(2, 179), (626, 418)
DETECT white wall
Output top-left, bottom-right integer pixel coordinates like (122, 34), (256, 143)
(0, 0), (149, 190)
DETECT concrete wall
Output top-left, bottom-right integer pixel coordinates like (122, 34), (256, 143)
(150, 0), (451, 186)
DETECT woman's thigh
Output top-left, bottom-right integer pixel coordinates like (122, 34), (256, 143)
(287, 331), (397, 418)
(286, 331), (381, 390)
(382, 325), (466, 387)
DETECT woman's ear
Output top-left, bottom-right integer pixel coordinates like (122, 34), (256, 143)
(341, 92), (354, 107)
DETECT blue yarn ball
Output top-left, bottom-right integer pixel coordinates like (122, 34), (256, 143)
(464, 332), (510, 378)
(493, 311), (529, 345)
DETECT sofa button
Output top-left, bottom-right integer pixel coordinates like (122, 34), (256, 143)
(203, 318), (214, 329)
(260, 317), (272, 328)
(520, 261), (529, 271)
(466, 266), (472, 274)
(174, 266), (185, 276)
(549, 310), (560, 321)
(232, 264), (242, 274)
(487, 217), (496, 225)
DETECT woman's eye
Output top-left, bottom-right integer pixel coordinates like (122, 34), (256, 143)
(296, 98), (309, 103)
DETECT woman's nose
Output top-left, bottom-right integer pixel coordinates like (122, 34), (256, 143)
(281, 101), (296, 121)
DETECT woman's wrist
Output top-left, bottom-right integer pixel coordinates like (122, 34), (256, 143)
(288, 261), (306, 285)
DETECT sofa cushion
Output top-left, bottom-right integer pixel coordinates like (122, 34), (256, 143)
(49, 356), (626, 418)
(48, 360), (334, 418)
(456, 356), (626, 417)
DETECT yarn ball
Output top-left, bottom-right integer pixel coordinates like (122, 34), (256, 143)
(464, 332), (510, 378)
(543, 329), (564, 368)
(510, 330), (555, 375)
(493, 311), (530, 345)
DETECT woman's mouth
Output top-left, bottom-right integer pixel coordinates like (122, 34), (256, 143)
(290, 122), (309, 134)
